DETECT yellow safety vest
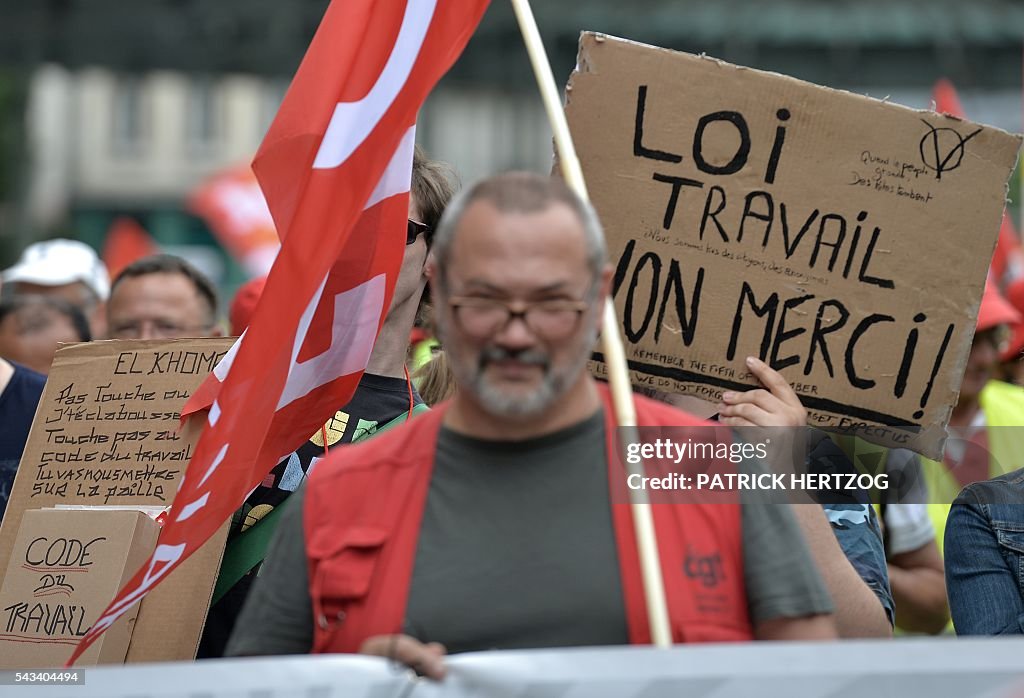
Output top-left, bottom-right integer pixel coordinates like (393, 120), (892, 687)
(411, 337), (439, 374)
(924, 380), (1024, 555)
(828, 389), (1024, 636)
(812, 392), (1024, 634)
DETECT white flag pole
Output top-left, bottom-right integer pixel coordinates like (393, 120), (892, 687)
(509, 0), (673, 648)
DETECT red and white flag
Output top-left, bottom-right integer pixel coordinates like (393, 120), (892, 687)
(933, 78), (1024, 307)
(68, 0), (489, 665)
(188, 164), (281, 278)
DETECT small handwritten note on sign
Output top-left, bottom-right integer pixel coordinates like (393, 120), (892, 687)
(0, 509), (159, 668)
(0, 338), (233, 579)
(566, 34), (1023, 457)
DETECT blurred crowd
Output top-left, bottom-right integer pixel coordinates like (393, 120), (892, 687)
(2, 152), (1024, 673)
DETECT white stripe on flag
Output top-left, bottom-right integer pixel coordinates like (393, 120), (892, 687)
(212, 331), (243, 382)
(199, 444), (229, 488)
(208, 399), (222, 426)
(365, 125), (417, 209)
(208, 125), (415, 390)
(276, 273), (386, 410)
(312, 0), (436, 169)
(176, 493), (210, 522)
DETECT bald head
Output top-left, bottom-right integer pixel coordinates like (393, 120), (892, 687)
(431, 172), (606, 290)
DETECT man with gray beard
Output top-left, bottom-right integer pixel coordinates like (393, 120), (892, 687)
(226, 172), (836, 673)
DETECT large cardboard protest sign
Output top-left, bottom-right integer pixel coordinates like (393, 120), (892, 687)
(0, 338), (234, 664)
(566, 33), (1023, 457)
(0, 509), (159, 668)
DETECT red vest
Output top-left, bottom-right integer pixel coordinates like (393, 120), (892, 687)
(304, 386), (753, 653)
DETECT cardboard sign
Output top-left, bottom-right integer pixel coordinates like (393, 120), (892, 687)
(566, 33), (1023, 457)
(0, 338), (235, 663)
(0, 509), (159, 668)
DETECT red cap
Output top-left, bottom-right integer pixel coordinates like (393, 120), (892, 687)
(229, 276), (266, 336)
(1002, 322), (1024, 362)
(1000, 279), (1024, 362)
(978, 276), (1021, 331)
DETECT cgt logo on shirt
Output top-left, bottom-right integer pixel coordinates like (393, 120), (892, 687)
(683, 548), (724, 588)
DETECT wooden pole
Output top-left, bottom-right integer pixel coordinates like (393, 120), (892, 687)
(509, 0), (673, 648)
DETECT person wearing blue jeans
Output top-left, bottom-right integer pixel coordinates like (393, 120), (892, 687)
(945, 467), (1024, 634)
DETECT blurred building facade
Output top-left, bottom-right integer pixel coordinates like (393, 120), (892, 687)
(23, 67), (555, 234)
(2, 0), (1022, 286)
(20, 67), (555, 288)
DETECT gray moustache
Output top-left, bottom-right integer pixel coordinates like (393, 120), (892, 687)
(479, 346), (550, 370)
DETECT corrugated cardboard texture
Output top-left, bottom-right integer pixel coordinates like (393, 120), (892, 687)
(0, 338), (234, 662)
(124, 518), (229, 663)
(566, 33), (1023, 458)
(0, 509), (158, 668)
(0, 338), (233, 571)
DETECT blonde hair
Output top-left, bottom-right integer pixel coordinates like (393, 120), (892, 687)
(413, 348), (457, 406)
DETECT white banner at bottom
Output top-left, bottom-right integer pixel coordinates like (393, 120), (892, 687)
(20, 639), (1024, 698)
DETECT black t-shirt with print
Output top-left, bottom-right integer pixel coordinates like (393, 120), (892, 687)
(198, 373), (423, 658)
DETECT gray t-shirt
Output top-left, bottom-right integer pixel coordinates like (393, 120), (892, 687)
(226, 410), (832, 656)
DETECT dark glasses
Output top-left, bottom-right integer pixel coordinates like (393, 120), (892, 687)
(407, 219), (432, 245)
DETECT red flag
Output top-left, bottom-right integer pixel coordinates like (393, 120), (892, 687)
(102, 216), (158, 280)
(188, 165), (281, 277)
(994, 216), (1024, 307)
(932, 78), (966, 119)
(68, 0), (489, 665)
(933, 78), (1024, 306)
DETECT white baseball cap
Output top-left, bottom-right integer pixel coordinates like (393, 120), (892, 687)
(2, 239), (111, 301)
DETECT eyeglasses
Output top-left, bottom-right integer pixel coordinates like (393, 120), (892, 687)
(448, 296), (591, 340)
(407, 219), (432, 245)
(108, 319), (214, 339)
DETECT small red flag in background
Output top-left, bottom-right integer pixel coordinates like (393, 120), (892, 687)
(101, 216), (158, 281)
(932, 78), (966, 119)
(188, 165), (281, 278)
(933, 78), (1024, 309)
(68, 0), (490, 665)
